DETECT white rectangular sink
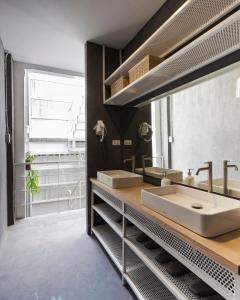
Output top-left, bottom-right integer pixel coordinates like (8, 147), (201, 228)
(97, 170), (143, 188)
(141, 185), (240, 237)
(199, 178), (240, 197)
(135, 167), (183, 182)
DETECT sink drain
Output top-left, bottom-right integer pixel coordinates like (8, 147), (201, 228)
(191, 203), (203, 209)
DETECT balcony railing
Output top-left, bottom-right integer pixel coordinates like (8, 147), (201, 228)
(14, 155), (86, 218)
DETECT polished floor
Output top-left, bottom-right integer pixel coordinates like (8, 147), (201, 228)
(0, 210), (134, 300)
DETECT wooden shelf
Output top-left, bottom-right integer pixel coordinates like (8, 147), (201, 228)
(105, 0), (239, 86)
(104, 5), (240, 106)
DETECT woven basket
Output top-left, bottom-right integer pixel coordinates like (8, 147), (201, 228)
(128, 55), (164, 83)
(111, 76), (129, 96)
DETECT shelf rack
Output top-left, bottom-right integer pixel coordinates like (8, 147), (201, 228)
(91, 184), (240, 300)
(92, 225), (123, 271)
(124, 265), (176, 300)
(125, 236), (200, 300)
(93, 202), (199, 300)
(92, 224), (142, 273)
(105, 0), (240, 86)
(93, 203), (142, 238)
(104, 8), (240, 106)
(93, 203), (122, 237)
(92, 224), (177, 300)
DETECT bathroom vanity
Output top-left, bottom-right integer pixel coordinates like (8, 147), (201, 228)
(90, 178), (240, 300)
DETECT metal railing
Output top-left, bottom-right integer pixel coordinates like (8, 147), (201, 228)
(14, 156), (86, 218)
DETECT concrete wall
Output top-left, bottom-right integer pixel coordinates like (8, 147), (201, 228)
(154, 63), (240, 184)
(0, 38), (7, 245)
(13, 61), (82, 218)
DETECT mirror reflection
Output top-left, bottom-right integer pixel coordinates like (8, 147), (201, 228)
(136, 62), (240, 199)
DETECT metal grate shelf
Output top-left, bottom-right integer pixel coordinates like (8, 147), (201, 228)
(92, 225), (122, 271)
(124, 264), (176, 300)
(93, 203), (141, 238)
(105, 9), (240, 106)
(125, 236), (203, 300)
(92, 224), (141, 273)
(125, 205), (235, 300)
(93, 203), (122, 237)
(92, 186), (123, 213)
(105, 0), (240, 86)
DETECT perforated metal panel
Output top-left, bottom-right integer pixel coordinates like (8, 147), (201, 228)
(105, 0), (240, 86)
(125, 205), (235, 299)
(105, 10), (240, 106)
(125, 265), (176, 300)
(93, 186), (122, 212)
(152, 0), (240, 57)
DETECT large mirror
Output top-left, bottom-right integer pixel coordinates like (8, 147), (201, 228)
(135, 61), (240, 199)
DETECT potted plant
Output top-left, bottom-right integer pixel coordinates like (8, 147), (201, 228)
(25, 152), (34, 171)
(26, 170), (39, 194)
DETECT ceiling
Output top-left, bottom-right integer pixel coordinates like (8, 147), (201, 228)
(0, 0), (165, 73)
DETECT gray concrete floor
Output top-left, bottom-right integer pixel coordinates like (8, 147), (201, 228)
(0, 210), (134, 300)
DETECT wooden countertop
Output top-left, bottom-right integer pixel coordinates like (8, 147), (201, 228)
(91, 178), (240, 275)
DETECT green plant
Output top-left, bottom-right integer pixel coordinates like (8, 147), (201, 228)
(26, 170), (39, 194)
(25, 152), (35, 162)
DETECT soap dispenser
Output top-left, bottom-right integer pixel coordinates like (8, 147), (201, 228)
(184, 169), (195, 186)
(161, 172), (171, 187)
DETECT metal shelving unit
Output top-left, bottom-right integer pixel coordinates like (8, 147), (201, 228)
(105, 0), (240, 87)
(92, 225), (123, 271)
(124, 265), (176, 300)
(124, 205), (237, 300)
(93, 203), (122, 237)
(92, 188), (123, 213)
(93, 203), (142, 238)
(104, 9), (240, 106)
(91, 185), (239, 300)
(92, 224), (142, 273)
(125, 237), (200, 300)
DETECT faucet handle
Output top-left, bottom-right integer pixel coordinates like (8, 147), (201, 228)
(223, 160), (230, 164)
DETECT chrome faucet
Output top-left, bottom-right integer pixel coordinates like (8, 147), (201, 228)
(196, 161), (213, 193)
(223, 160), (238, 194)
(141, 155), (152, 174)
(123, 155), (135, 173)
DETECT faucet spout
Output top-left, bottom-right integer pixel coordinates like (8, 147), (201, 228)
(223, 160), (238, 194)
(141, 155), (153, 174)
(195, 167), (208, 176)
(195, 161), (213, 192)
(123, 156), (135, 173)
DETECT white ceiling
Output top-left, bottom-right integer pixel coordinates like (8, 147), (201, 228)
(0, 0), (165, 73)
